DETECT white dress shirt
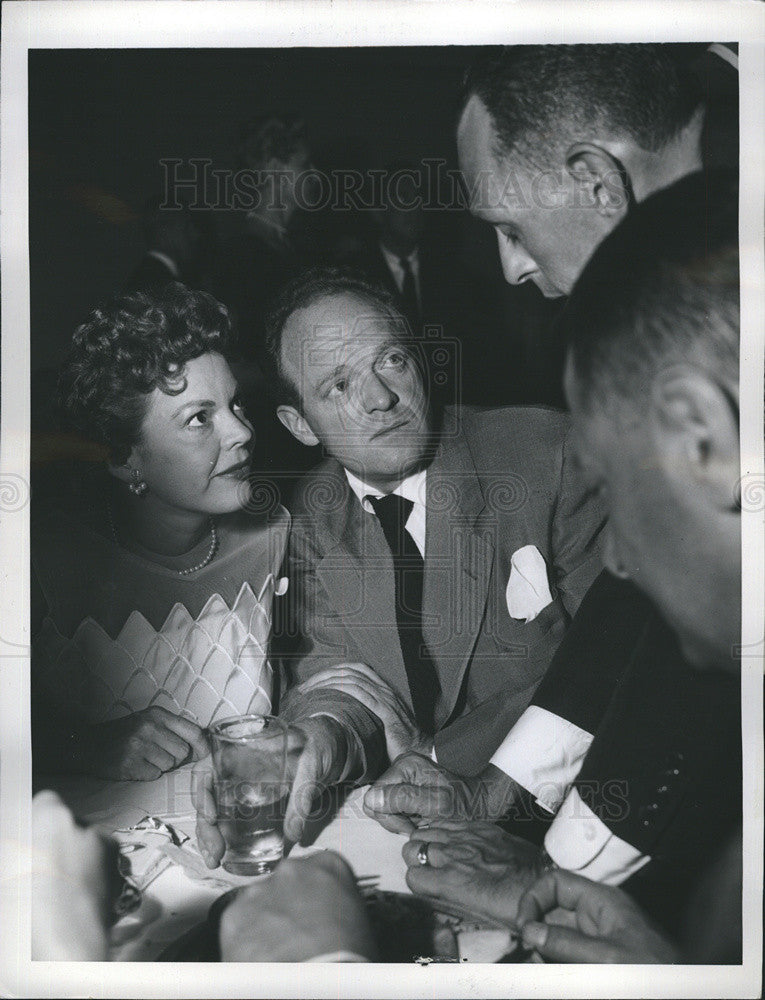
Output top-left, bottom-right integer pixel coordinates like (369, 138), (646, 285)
(344, 467), (427, 558)
(344, 466), (435, 757)
(490, 705), (593, 814)
(543, 785), (651, 885)
(146, 249), (179, 277)
(490, 704), (649, 884)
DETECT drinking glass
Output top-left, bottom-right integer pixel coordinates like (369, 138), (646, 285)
(209, 714), (289, 875)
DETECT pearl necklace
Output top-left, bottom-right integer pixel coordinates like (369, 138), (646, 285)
(107, 498), (218, 575)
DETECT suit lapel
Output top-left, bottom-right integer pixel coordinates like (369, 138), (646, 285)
(309, 427), (496, 724)
(315, 480), (410, 699)
(423, 414), (495, 725)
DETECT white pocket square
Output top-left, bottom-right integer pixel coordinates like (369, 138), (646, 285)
(506, 544), (553, 623)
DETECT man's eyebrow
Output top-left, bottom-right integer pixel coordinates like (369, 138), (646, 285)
(315, 363), (348, 392)
(375, 337), (408, 356)
(171, 398), (216, 418)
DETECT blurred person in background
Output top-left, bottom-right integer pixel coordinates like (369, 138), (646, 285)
(214, 114), (321, 489)
(342, 159), (473, 411)
(123, 196), (216, 294)
(215, 114), (317, 360)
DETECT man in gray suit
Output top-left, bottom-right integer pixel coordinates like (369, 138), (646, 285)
(228, 266), (604, 847)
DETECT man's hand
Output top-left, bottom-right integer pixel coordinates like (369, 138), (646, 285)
(282, 716), (355, 843)
(32, 790), (122, 960)
(79, 707), (208, 781)
(219, 851), (376, 962)
(517, 869), (681, 963)
(363, 753), (476, 834)
(402, 820), (542, 927)
(296, 662), (431, 762)
(194, 715), (356, 867)
(364, 755), (517, 835)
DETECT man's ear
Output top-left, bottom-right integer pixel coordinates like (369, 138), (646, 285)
(650, 367), (740, 511)
(277, 405), (320, 447)
(565, 143), (631, 219)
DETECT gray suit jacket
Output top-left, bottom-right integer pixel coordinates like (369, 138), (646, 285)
(279, 406), (606, 776)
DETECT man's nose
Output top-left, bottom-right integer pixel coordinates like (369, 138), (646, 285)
(496, 230), (538, 286)
(358, 371), (398, 412)
(602, 528), (630, 581)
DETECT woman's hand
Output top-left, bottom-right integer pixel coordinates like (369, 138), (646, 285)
(78, 706), (209, 781)
(296, 663), (431, 763)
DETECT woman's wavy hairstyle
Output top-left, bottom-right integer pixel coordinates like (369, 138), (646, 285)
(58, 282), (235, 464)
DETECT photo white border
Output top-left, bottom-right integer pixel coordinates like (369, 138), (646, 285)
(1, 2), (763, 997)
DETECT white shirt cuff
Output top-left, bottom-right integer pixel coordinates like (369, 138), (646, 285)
(489, 705), (593, 813)
(544, 786), (651, 885)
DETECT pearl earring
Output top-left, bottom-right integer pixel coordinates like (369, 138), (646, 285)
(129, 469), (148, 496)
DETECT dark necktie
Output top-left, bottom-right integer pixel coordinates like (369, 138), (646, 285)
(398, 256), (420, 332)
(368, 493), (439, 735)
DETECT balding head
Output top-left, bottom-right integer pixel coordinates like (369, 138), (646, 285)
(457, 44), (705, 296)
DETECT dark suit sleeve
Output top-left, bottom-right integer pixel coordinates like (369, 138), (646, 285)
(549, 429), (608, 619)
(530, 571), (655, 732)
(487, 573), (659, 808)
(575, 635), (742, 936)
(544, 617), (742, 937)
(276, 518), (386, 782)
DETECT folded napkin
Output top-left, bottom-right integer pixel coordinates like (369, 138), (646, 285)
(113, 815), (190, 892)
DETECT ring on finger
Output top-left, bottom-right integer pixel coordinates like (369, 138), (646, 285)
(417, 842), (430, 866)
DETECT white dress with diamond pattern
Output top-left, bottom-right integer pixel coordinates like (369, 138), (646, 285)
(32, 466), (290, 729)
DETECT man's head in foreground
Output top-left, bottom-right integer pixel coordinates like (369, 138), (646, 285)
(264, 267), (432, 492)
(458, 44), (705, 297)
(561, 169), (740, 671)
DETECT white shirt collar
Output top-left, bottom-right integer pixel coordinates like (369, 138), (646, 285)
(380, 242), (420, 276)
(146, 249), (180, 277)
(344, 466), (427, 514)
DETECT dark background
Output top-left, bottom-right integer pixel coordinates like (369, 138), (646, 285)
(28, 46), (564, 419)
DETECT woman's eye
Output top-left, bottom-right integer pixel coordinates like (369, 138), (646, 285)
(232, 397), (245, 414)
(329, 379), (348, 396)
(187, 411), (209, 427)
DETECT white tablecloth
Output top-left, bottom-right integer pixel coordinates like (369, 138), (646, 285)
(41, 765), (513, 962)
(41, 765), (413, 960)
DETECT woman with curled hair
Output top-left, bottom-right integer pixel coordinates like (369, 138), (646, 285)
(32, 283), (289, 781)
